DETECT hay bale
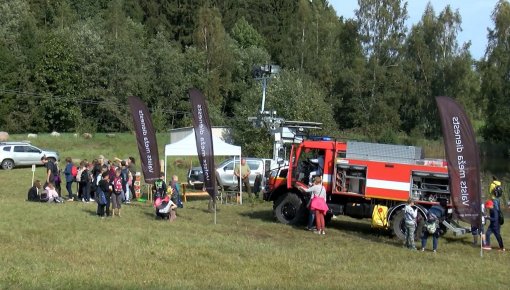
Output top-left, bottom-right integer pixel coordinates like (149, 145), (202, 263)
(106, 133), (116, 138)
(82, 133), (92, 139)
(0, 131), (8, 141)
(50, 131), (61, 137)
(27, 133), (38, 138)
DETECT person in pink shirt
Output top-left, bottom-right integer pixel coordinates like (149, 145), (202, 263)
(45, 182), (63, 203)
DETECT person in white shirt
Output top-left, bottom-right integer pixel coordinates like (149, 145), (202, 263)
(404, 198), (418, 250)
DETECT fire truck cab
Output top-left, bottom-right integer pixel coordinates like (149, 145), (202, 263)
(264, 138), (457, 240)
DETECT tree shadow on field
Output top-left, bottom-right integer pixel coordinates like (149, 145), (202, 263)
(238, 210), (275, 223)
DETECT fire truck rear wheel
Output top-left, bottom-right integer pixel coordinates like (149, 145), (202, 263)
(274, 193), (306, 225)
(391, 210), (423, 241)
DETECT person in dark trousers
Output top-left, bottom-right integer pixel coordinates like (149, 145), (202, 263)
(63, 157), (74, 201)
(128, 157), (137, 200)
(421, 198), (447, 253)
(96, 172), (111, 218)
(483, 199), (505, 251)
(41, 155), (56, 188)
(79, 162), (92, 203)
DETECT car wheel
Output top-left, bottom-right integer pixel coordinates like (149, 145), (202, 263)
(1, 159), (14, 170)
(48, 157), (56, 163)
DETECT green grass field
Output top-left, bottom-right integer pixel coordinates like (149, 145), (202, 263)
(0, 134), (508, 289)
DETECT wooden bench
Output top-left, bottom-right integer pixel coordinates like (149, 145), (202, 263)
(181, 183), (209, 202)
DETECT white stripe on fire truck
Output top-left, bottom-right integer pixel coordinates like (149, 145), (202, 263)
(366, 179), (410, 192)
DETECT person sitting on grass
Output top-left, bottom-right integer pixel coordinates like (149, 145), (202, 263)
(45, 182), (63, 203)
(27, 180), (42, 202)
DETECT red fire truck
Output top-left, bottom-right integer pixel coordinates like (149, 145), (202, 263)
(264, 137), (466, 239)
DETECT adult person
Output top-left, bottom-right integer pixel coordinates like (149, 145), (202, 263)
(63, 157), (75, 201)
(421, 198), (447, 253)
(302, 176), (328, 235)
(483, 200), (505, 251)
(41, 155), (57, 188)
(308, 151), (324, 186)
(404, 198), (418, 250)
(234, 158), (251, 198)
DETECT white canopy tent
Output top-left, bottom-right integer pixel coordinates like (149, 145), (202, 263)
(164, 133), (244, 203)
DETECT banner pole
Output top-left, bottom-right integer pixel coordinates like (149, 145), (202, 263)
(480, 231), (483, 257)
(214, 200), (217, 225)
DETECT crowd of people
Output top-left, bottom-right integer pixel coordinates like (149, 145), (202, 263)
(27, 155), (182, 221)
(402, 176), (506, 253)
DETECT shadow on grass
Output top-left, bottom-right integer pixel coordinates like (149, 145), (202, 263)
(327, 218), (403, 246)
(81, 208), (97, 216)
(238, 210), (275, 223)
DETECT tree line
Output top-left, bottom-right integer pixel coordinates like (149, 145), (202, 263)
(1, 0), (510, 156)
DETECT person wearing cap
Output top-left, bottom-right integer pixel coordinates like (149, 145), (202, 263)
(483, 199), (505, 251)
(404, 198), (418, 250)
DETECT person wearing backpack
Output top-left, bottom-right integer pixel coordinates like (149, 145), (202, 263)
(421, 198), (447, 253)
(96, 172), (111, 218)
(63, 157), (75, 201)
(489, 176), (503, 211)
(483, 199), (505, 251)
(79, 162), (92, 203)
(111, 168), (124, 217)
(404, 198), (418, 250)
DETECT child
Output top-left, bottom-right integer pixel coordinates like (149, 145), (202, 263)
(79, 162), (91, 203)
(27, 180), (42, 202)
(156, 186), (177, 221)
(304, 176), (328, 235)
(63, 157), (75, 201)
(111, 168), (124, 217)
(404, 198), (418, 250)
(45, 182), (63, 203)
(96, 172), (111, 218)
(170, 175), (183, 208)
(483, 200), (505, 251)
(153, 173), (167, 199)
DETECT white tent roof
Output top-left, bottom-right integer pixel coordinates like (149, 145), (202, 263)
(164, 132), (243, 203)
(164, 133), (241, 157)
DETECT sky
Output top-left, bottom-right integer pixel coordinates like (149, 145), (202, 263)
(329, 0), (500, 60)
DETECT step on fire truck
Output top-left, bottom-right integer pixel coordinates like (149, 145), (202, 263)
(264, 137), (468, 240)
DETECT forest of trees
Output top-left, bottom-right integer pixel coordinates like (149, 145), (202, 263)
(1, 0), (510, 156)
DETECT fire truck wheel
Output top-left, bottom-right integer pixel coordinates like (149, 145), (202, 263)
(391, 211), (406, 240)
(274, 193), (306, 225)
(392, 210), (425, 241)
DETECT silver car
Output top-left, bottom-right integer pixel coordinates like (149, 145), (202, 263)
(0, 142), (60, 170)
(216, 158), (278, 189)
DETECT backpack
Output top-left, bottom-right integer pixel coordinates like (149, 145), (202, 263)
(425, 220), (438, 234)
(71, 165), (78, 177)
(113, 177), (123, 193)
(80, 169), (89, 184)
(493, 184), (503, 198)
